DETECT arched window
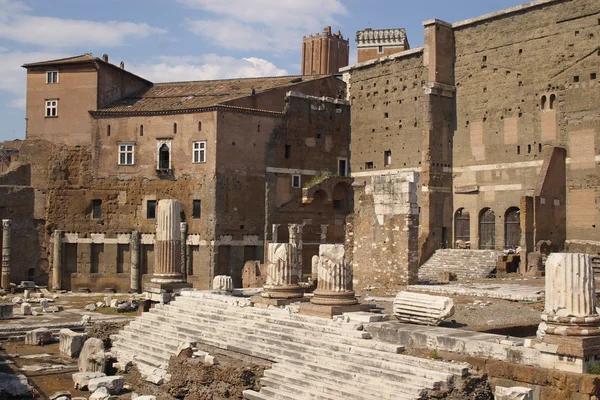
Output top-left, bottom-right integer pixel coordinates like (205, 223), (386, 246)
(541, 95), (547, 110)
(504, 207), (521, 250)
(454, 208), (470, 246)
(549, 94), (556, 110)
(140, 125), (144, 136)
(198, 121), (202, 131)
(173, 122), (177, 134)
(479, 208), (496, 249)
(158, 144), (170, 169)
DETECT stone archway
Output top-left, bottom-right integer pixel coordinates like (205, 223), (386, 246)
(479, 208), (496, 249)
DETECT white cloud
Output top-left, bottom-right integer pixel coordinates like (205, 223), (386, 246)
(129, 54), (288, 83)
(0, 0), (165, 48)
(178, 0), (347, 52)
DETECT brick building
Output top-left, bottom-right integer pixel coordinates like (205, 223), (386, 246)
(302, 27), (350, 75)
(343, 0), (600, 289)
(1, 54), (350, 291)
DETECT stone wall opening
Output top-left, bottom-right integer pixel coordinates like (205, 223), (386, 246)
(504, 207), (521, 250)
(454, 208), (470, 246)
(479, 208), (496, 250)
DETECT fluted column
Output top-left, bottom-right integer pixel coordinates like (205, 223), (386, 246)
(272, 224), (280, 243)
(311, 244), (357, 306)
(1, 220), (11, 290)
(151, 199), (184, 284)
(130, 230), (140, 293)
(52, 230), (63, 291)
(540, 253), (600, 337)
(261, 226), (303, 299)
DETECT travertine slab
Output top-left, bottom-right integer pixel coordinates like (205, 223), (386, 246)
(393, 292), (454, 326)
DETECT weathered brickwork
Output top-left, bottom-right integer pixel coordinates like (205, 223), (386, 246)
(346, 0), (600, 289)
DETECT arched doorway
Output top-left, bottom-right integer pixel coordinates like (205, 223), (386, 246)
(158, 144), (170, 169)
(479, 208), (496, 249)
(504, 207), (521, 250)
(454, 208), (470, 246)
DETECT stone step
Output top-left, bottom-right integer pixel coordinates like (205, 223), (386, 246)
(154, 302), (401, 353)
(116, 318), (453, 395)
(268, 362), (419, 399)
(418, 249), (503, 282)
(140, 308), (464, 380)
(260, 375), (369, 400)
(121, 316), (456, 387)
(243, 389), (274, 400)
(172, 296), (367, 336)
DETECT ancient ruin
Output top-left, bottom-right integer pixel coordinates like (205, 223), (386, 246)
(0, 0), (599, 399)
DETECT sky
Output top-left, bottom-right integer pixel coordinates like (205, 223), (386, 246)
(0, 0), (527, 141)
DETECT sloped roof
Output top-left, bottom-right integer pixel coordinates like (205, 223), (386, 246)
(97, 75), (326, 114)
(22, 54), (98, 68)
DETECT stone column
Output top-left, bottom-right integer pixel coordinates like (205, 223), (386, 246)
(1, 220), (11, 291)
(130, 231), (140, 293)
(539, 253), (600, 337)
(261, 224), (303, 299)
(52, 230), (63, 291)
(151, 200), (185, 284)
(311, 244), (358, 306)
(180, 222), (188, 282)
(320, 224), (328, 244)
(271, 224), (280, 243)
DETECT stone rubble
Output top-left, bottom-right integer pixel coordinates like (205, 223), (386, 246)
(72, 371), (106, 390)
(59, 328), (88, 358)
(78, 338), (106, 373)
(87, 375), (124, 394)
(25, 327), (52, 345)
(495, 386), (533, 400)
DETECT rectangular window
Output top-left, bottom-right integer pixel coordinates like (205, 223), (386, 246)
(45, 100), (57, 117)
(292, 175), (301, 188)
(384, 150), (392, 166)
(284, 145), (291, 159)
(365, 161), (374, 169)
(193, 141), (206, 163)
(338, 158), (348, 177)
(193, 200), (201, 219)
(46, 71), (58, 84)
(378, 45), (383, 53)
(118, 144), (134, 165)
(147, 200), (156, 219)
(92, 199), (102, 219)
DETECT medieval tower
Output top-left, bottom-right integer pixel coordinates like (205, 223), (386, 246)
(302, 26), (349, 75)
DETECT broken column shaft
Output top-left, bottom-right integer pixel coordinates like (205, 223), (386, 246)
(261, 224), (303, 299)
(130, 230), (140, 293)
(151, 199), (185, 284)
(52, 230), (63, 291)
(311, 244), (358, 306)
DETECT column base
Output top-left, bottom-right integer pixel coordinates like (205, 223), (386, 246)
(261, 285), (303, 299)
(145, 280), (192, 292)
(311, 289), (358, 306)
(299, 302), (370, 318)
(250, 295), (309, 308)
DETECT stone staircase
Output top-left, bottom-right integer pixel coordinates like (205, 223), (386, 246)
(418, 249), (503, 283)
(111, 291), (469, 400)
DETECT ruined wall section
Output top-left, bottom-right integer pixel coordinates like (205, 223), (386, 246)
(452, 0), (600, 247)
(264, 93), (351, 273)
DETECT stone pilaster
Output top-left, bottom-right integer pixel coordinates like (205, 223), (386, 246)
(52, 230), (63, 291)
(151, 199), (184, 284)
(1, 220), (11, 290)
(130, 230), (140, 293)
(180, 222), (188, 282)
(261, 242), (302, 299)
(311, 244), (357, 306)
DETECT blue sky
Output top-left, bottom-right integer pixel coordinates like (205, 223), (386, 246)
(0, 0), (526, 141)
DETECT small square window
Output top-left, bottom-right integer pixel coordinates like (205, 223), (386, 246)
(92, 199), (102, 219)
(377, 45), (383, 53)
(591, 73), (597, 80)
(193, 141), (206, 163)
(147, 200), (156, 219)
(46, 71), (58, 84)
(193, 200), (201, 219)
(574, 76), (580, 83)
(384, 112), (389, 118)
(45, 100), (57, 117)
(292, 175), (301, 188)
(118, 143), (135, 165)
(365, 162), (374, 169)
